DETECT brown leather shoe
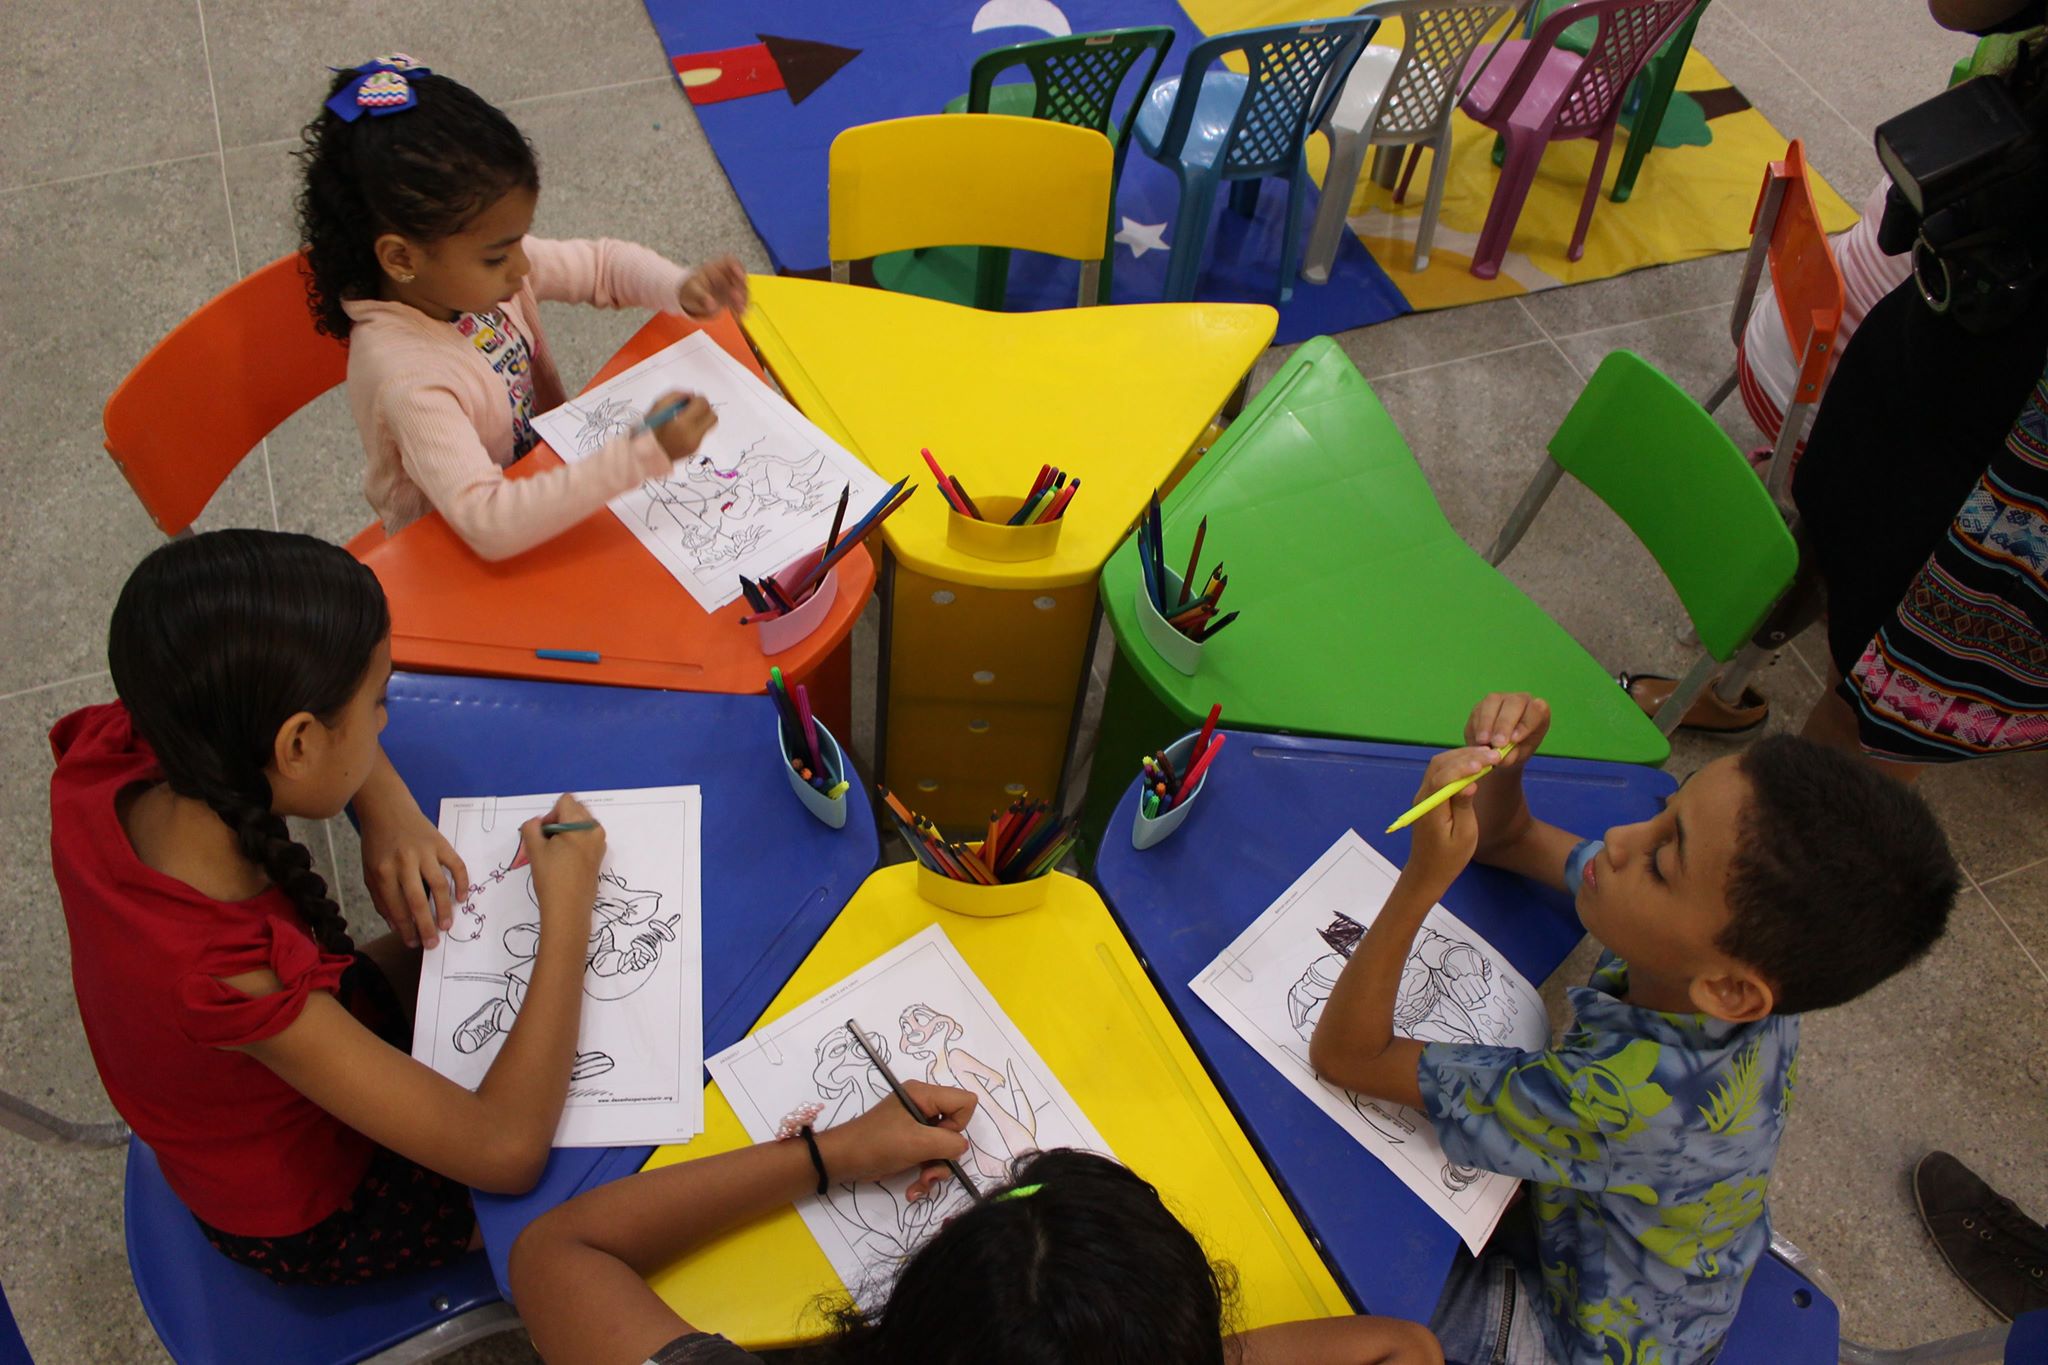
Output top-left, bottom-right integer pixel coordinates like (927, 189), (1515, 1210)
(1617, 672), (1770, 736)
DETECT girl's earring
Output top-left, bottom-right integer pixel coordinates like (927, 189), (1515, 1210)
(393, 271), (415, 284)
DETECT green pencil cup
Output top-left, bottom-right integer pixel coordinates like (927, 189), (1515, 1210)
(1135, 568), (1205, 677)
(778, 716), (849, 830)
(1132, 730), (1210, 850)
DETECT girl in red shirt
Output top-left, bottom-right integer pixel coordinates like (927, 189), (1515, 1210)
(50, 529), (602, 1285)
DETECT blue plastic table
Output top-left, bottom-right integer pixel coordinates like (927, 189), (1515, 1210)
(1091, 730), (1675, 1325)
(380, 673), (879, 1294)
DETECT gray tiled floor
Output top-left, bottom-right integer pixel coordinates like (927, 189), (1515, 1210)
(3, 1), (2039, 1361)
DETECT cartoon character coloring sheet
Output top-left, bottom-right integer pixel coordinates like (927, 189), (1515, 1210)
(706, 925), (1113, 1306)
(530, 332), (892, 612)
(415, 785), (704, 1147)
(1189, 830), (1546, 1253)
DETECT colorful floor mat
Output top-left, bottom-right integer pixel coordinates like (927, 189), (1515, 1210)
(646, 0), (1857, 342)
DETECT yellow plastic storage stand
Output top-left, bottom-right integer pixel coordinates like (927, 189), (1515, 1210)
(740, 276), (1276, 590)
(639, 864), (1348, 1350)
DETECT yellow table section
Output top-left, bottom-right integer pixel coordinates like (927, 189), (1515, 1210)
(639, 864), (1348, 1349)
(742, 277), (1276, 826)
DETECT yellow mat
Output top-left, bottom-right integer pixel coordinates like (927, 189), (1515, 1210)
(1183, 1), (1858, 307)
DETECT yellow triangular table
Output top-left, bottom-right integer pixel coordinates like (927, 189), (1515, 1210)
(639, 865), (1349, 1347)
(744, 277), (1276, 826)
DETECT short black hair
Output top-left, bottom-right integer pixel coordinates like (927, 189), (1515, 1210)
(822, 1149), (1236, 1364)
(1720, 736), (1958, 1014)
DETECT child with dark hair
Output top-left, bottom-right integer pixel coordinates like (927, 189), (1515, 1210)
(1309, 694), (1959, 1365)
(298, 55), (748, 560)
(49, 530), (607, 1285)
(510, 1085), (1442, 1365)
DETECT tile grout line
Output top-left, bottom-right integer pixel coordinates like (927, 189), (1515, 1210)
(1513, 296), (1586, 382)
(190, 0), (279, 531)
(498, 73), (674, 111)
(1546, 297), (1735, 343)
(1967, 873), (2048, 986)
(1974, 851), (2048, 889)
(0, 150), (220, 198)
(0, 671), (111, 705)
(1364, 336), (1552, 384)
(1715, 4), (1866, 145)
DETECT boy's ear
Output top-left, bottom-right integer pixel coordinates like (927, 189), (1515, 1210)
(271, 711), (324, 782)
(1690, 967), (1775, 1024)
(373, 232), (420, 284)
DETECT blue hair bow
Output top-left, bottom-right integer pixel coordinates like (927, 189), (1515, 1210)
(325, 54), (432, 122)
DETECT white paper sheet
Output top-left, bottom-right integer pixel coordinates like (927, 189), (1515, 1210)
(706, 925), (1113, 1305)
(1190, 830), (1547, 1254)
(415, 785), (704, 1147)
(532, 332), (893, 612)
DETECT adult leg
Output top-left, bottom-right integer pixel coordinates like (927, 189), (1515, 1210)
(1799, 668), (1926, 785)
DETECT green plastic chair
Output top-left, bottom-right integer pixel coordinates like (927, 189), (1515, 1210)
(1495, 0), (1711, 201)
(1486, 348), (1799, 730)
(876, 27), (1175, 309)
(1077, 338), (1678, 862)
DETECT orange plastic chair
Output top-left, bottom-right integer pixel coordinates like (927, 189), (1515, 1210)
(102, 253), (346, 536)
(1700, 141), (1845, 502)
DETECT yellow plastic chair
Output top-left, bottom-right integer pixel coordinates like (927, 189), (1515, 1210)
(828, 114), (1114, 308)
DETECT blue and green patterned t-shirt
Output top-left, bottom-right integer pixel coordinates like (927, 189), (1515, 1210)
(1417, 840), (1800, 1365)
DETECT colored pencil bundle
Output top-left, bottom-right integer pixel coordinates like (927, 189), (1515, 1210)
(922, 448), (1079, 525)
(1140, 704), (1226, 819)
(876, 787), (1078, 884)
(740, 480), (916, 625)
(1135, 498), (1236, 643)
(768, 666), (847, 798)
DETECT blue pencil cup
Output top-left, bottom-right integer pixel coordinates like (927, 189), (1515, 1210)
(779, 717), (849, 830)
(1132, 730), (1210, 850)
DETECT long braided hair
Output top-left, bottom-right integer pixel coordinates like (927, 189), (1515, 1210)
(108, 530), (390, 956)
(295, 66), (540, 339)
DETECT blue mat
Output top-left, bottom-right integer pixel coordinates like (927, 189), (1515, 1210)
(647, 0), (1409, 343)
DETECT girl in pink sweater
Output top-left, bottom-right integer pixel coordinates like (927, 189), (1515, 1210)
(298, 56), (749, 560)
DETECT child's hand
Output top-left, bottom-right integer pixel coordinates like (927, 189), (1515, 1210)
(647, 389), (717, 464)
(361, 802), (470, 950)
(1401, 747), (1485, 896)
(818, 1081), (976, 1202)
(677, 256), (749, 318)
(1463, 693), (1548, 863)
(522, 794), (605, 930)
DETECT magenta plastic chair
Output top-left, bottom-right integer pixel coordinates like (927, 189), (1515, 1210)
(1457, 0), (1703, 279)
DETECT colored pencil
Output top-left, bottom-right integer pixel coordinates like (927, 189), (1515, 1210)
(1384, 742), (1517, 834)
(1180, 516), (1207, 606)
(824, 483), (850, 556)
(846, 1020), (984, 1201)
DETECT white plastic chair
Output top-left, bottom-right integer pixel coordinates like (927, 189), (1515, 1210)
(1301, 0), (1523, 280)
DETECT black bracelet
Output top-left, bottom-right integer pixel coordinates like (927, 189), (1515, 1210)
(799, 1125), (828, 1196)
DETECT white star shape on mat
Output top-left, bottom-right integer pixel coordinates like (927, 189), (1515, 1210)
(1115, 217), (1170, 258)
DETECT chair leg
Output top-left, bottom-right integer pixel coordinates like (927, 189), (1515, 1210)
(1658, 651), (1724, 738)
(1393, 144), (1425, 204)
(1613, 19), (1699, 204)
(1229, 178), (1261, 217)
(1568, 125), (1618, 263)
(972, 247), (1014, 312)
(1703, 366), (1738, 413)
(1413, 127), (1455, 272)
(1163, 175), (1220, 302)
(1486, 456), (1565, 566)
(1471, 127), (1546, 281)
(1279, 158), (1310, 305)
(1302, 128), (1372, 285)
(1370, 145), (1402, 189)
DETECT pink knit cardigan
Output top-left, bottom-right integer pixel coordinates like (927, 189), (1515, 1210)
(343, 236), (692, 561)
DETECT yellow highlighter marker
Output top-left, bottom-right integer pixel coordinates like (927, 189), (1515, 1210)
(1385, 742), (1516, 834)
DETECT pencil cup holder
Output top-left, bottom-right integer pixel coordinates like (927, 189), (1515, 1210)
(915, 845), (1052, 917)
(1135, 568), (1205, 677)
(946, 495), (1063, 563)
(778, 715), (849, 830)
(755, 547), (840, 656)
(1132, 730), (1210, 850)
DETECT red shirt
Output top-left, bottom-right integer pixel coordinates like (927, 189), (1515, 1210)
(48, 702), (373, 1236)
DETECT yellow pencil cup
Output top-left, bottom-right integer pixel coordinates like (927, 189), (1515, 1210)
(915, 842), (1052, 917)
(945, 495), (1064, 563)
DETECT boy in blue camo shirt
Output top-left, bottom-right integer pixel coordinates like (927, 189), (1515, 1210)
(1311, 694), (1958, 1365)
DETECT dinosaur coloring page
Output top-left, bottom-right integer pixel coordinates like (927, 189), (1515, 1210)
(415, 785), (704, 1147)
(1190, 830), (1546, 1253)
(531, 332), (891, 612)
(706, 926), (1113, 1306)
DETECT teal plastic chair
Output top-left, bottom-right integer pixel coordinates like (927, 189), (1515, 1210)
(898, 28), (1176, 308)
(1133, 19), (1379, 302)
(1502, 0), (1711, 202)
(1486, 349), (1799, 731)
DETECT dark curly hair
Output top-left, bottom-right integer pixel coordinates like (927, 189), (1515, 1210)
(108, 530), (391, 956)
(295, 65), (539, 338)
(818, 1149), (1238, 1364)
(1720, 736), (1958, 1014)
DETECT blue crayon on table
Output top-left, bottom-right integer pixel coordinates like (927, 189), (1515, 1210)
(536, 648), (601, 664)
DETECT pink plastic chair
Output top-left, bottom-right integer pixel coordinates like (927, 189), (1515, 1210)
(1457, 0), (1703, 279)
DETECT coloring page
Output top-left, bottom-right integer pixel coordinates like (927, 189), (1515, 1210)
(1190, 830), (1546, 1253)
(532, 332), (892, 612)
(706, 925), (1113, 1306)
(415, 785), (704, 1147)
